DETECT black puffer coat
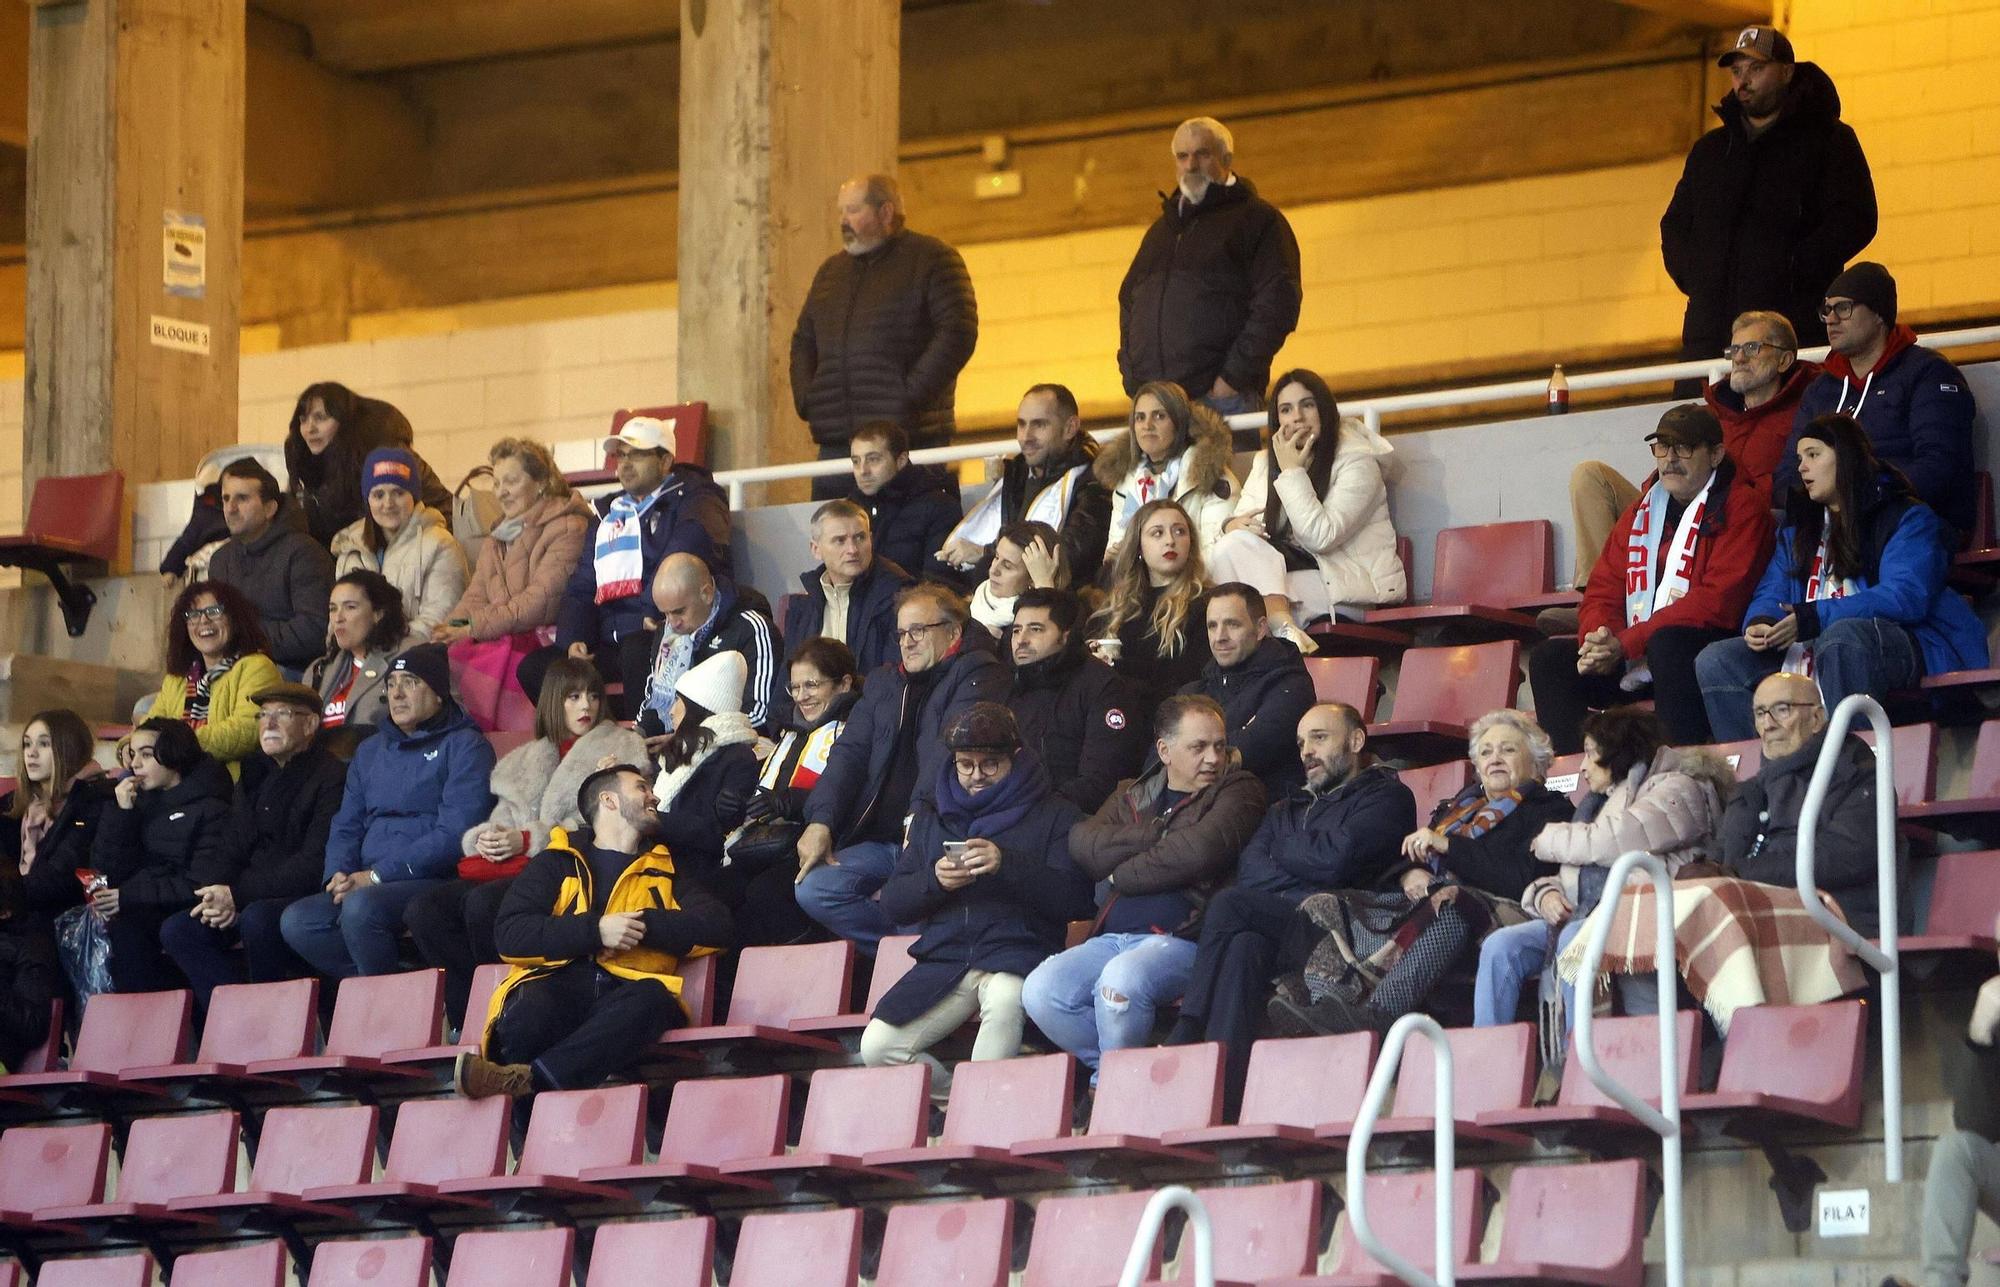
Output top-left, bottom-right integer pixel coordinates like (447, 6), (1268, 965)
(789, 230), (979, 450)
(852, 464), (962, 584)
(285, 396), (451, 549)
(91, 760), (235, 913)
(1179, 635), (1316, 798)
(193, 744), (347, 907)
(1006, 643), (1148, 814)
(1117, 176), (1302, 399)
(1659, 61), (1876, 356)
(0, 776), (117, 920)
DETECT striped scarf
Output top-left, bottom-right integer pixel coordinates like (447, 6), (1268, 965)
(185, 655), (237, 727)
(592, 485), (665, 605)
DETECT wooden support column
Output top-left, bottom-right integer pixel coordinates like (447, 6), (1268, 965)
(678, 0), (899, 494)
(23, 0), (243, 525)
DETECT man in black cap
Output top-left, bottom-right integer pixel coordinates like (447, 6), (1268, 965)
(1778, 261), (1978, 538)
(1660, 24), (1876, 370)
(1529, 404), (1774, 754)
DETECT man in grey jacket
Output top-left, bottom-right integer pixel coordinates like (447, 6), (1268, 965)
(205, 459), (334, 676)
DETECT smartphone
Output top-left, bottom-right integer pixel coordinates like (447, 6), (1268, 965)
(941, 840), (971, 867)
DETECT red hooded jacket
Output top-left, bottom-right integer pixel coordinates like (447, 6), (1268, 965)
(1702, 359), (1820, 493)
(1578, 455), (1775, 661)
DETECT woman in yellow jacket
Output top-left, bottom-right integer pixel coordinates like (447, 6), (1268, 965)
(148, 581), (283, 780)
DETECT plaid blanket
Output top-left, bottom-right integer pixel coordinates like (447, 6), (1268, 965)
(1555, 877), (1867, 1034)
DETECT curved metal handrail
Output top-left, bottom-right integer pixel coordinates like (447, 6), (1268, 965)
(1575, 848), (1683, 1287)
(1346, 1012), (1455, 1287)
(1795, 692), (1902, 1182)
(1117, 1184), (1214, 1287)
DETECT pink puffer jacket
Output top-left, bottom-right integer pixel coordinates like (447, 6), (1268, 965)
(447, 493), (593, 640)
(1524, 745), (1735, 913)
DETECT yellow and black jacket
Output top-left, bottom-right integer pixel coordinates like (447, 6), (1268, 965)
(482, 826), (730, 1047)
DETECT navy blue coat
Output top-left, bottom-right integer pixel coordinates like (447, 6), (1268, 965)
(1177, 635), (1316, 797)
(1235, 762), (1417, 904)
(652, 741), (762, 885)
(555, 466), (732, 652)
(784, 556), (915, 680)
(324, 704), (496, 882)
(852, 465), (962, 586)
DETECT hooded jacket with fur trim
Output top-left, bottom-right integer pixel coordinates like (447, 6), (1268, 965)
(1526, 744), (1736, 912)
(1096, 401), (1240, 558)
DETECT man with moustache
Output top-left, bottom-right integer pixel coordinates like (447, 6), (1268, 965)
(791, 174), (979, 498)
(1003, 588), (1146, 814)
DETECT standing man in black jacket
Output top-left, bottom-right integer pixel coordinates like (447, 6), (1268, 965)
(160, 682), (347, 1009)
(791, 174), (979, 498)
(1180, 584), (1316, 798)
(1118, 118), (1301, 416)
(1660, 26), (1876, 367)
(1006, 589), (1147, 815)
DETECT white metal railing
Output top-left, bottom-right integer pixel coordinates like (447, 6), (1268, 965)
(710, 323), (2000, 505)
(1117, 1185), (1215, 1287)
(1575, 849), (1684, 1287)
(1345, 1012), (1456, 1287)
(1796, 692), (1903, 1183)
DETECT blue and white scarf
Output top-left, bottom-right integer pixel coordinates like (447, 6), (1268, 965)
(592, 485), (665, 604)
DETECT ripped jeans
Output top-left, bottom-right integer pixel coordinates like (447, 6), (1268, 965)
(1020, 932), (1197, 1078)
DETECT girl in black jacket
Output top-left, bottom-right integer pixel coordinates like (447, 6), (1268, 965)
(650, 652), (766, 886)
(0, 710), (115, 926)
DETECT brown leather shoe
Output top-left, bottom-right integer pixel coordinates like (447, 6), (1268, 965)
(454, 1051), (533, 1100)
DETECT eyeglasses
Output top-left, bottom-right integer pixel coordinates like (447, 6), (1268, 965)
(894, 621), (952, 644)
(1723, 341), (1794, 360)
(1647, 441), (1700, 460)
(1751, 700), (1809, 724)
(786, 678), (831, 697)
(257, 708), (313, 725)
(1818, 300), (1859, 322)
(183, 605), (226, 622)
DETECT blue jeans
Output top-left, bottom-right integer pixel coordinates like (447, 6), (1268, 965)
(1695, 617), (1923, 742)
(794, 841), (902, 951)
(1474, 918), (1585, 1027)
(1020, 932), (1197, 1075)
(280, 879), (445, 979)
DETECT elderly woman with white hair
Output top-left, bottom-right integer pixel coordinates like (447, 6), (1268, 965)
(1264, 708), (1575, 1036)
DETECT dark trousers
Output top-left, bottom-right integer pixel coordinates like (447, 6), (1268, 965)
(488, 961), (685, 1090)
(1171, 885), (1298, 1116)
(811, 442), (851, 500)
(106, 909), (181, 994)
(1528, 625), (1731, 756)
(158, 898), (310, 1012)
(516, 630), (657, 719)
(405, 878), (514, 1030)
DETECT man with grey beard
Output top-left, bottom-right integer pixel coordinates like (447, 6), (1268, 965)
(790, 174), (978, 498)
(1117, 117), (1301, 417)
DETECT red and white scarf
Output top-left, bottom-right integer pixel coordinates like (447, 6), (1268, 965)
(1619, 474), (1712, 689)
(1783, 515), (1854, 677)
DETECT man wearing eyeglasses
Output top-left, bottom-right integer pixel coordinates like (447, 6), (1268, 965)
(1529, 405), (1774, 756)
(1778, 261), (1978, 539)
(1702, 311), (1820, 489)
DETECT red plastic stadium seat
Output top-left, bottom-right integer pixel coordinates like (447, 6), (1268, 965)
(614, 404), (709, 469)
(0, 989), (191, 1114)
(876, 1198), (1011, 1287)
(1456, 1158), (1647, 1285)
(679, 950), (719, 1025)
(0, 1122), (112, 1225)
(168, 1240), (286, 1287)
(1266, 1168), (1485, 1287)
(302, 1094), (510, 1218)
(34, 1254), (155, 1287)
(1903, 722), (2000, 835)
(723, 1063), (930, 1195)
(1681, 1000), (1867, 1138)
(168, 1103), (377, 1226)
(1023, 1189), (1158, 1287)
(36, 1110), (239, 1235)
(1906, 852), (2000, 956)
(1345, 1023), (1536, 1151)
(1852, 721), (1936, 811)
(1544, 752), (1591, 804)
(585, 1217), (714, 1287)
(1398, 760), (1473, 814)
(1193, 1179), (1323, 1282)
(1305, 656), (1382, 721)
(386, 963), (510, 1073)
(1362, 521), (1556, 641)
(658, 942), (853, 1065)
(1480, 1013), (1700, 1150)
(306, 1236), (432, 1287)
(1012, 1043), (1223, 1178)
(444, 1226), (574, 1287)
(581, 1074), (788, 1203)
(1367, 641), (1523, 765)
(16, 997), (61, 1074)
(248, 970), (443, 1094)
(1164, 1033), (1377, 1163)
(790, 934), (920, 1037)
(862, 1051), (1075, 1184)
(0, 470), (123, 637)
(1702, 738), (1763, 781)
(123, 977), (319, 1098)
(438, 1084), (645, 1211)
(731, 1207), (863, 1287)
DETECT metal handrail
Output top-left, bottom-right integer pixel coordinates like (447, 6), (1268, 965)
(1795, 692), (1903, 1183)
(1575, 849), (1684, 1287)
(1117, 1185), (1215, 1287)
(1345, 1012), (1455, 1287)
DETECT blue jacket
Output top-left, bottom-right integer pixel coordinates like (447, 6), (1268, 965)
(784, 556), (914, 681)
(1779, 328), (1977, 537)
(1235, 762), (1417, 904)
(324, 704), (497, 882)
(1744, 475), (1989, 678)
(873, 754), (1092, 1026)
(555, 466), (732, 651)
(1177, 635), (1316, 798)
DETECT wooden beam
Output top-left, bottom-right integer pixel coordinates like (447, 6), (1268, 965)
(252, 0), (677, 72)
(1605, 0), (1770, 29)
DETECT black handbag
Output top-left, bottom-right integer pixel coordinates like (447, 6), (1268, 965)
(726, 819), (805, 872)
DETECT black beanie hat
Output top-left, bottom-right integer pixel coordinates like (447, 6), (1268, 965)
(1825, 262), (1897, 326)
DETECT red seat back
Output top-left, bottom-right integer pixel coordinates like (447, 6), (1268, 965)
(327, 970), (442, 1059)
(1714, 1000), (1867, 1128)
(169, 1241), (286, 1287)
(612, 404), (709, 469)
(36, 1254), (155, 1287)
(307, 1237), (432, 1287)
(1560, 1010), (1702, 1110)
(1492, 1158), (1647, 1281)
(586, 1218), (714, 1287)
(796, 1064), (929, 1157)
(20, 471), (123, 562)
(864, 935), (921, 1012)
(1429, 520), (1553, 605)
(517, 1084), (646, 1178)
(877, 1198), (1011, 1287)
(1961, 722), (2000, 798)
(1387, 641), (1522, 726)
(68, 988), (191, 1074)
(726, 942), (854, 1027)
(1193, 1179), (1322, 1281)
(198, 978), (319, 1064)
(17, 997), (62, 1073)
(1399, 760), (1473, 814)
(1238, 1033), (1377, 1129)
(658, 1074), (789, 1167)
(1024, 1189), (1157, 1287)
(484, 730), (535, 762)
(0, 1122), (111, 1213)
(1925, 853), (2000, 938)
(462, 964), (508, 1041)
(1856, 722), (1937, 806)
(445, 1228), (574, 1287)
(1389, 1024), (1534, 1121)
(1304, 655), (1381, 721)
(733, 1208), (863, 1287)
(382, 1095), (510, 1186)
(1088, 1043), (1224, 1137)
(247, 1105), (378, 1195)
(679, 952), (718, 1025)
(1333, 1168), (1485, 1274)
(939, 1052), (1074, 1150)
(113, 1110), (239, 1204)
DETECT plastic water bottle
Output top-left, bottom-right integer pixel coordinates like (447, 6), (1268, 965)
(1547, 364), (1570, 415)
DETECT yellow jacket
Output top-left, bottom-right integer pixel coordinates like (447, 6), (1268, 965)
(150, 652), (284, 779)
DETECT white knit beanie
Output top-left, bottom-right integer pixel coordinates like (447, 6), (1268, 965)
(674, 650), (747, 718)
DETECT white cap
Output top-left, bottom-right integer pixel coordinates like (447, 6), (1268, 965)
(674, 650), (747, 718)
(603, 415), (675, 456)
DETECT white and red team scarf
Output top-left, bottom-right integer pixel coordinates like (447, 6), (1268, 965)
(1782, 515), (1855, 678)
(1618, 473), (1714, 690)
